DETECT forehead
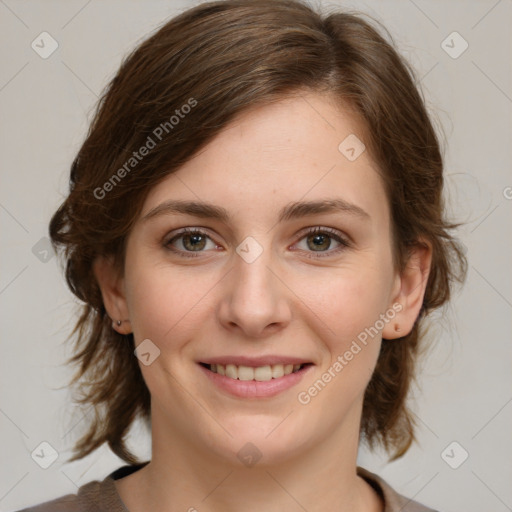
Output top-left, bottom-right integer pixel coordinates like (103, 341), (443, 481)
(141, 91), (388, 228)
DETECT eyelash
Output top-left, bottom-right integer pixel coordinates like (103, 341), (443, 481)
(164, 226), (351, 259)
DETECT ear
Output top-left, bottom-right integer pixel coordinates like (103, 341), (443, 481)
(382, 240), (432, 340)
(92, 255), (132, 335)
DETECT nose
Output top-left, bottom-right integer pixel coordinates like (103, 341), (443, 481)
(217, 242), (292, 339)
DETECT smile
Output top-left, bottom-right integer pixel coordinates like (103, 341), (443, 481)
(203, 363), (305, 381)
(198, 359), (313, 398)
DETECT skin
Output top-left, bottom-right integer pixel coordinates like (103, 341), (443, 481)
(94, 90), (431, 512)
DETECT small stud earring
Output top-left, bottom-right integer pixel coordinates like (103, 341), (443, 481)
(117, 320), (122, 326)
(394, 324), (401, 332)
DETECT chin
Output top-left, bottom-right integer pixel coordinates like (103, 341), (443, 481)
(204, 415), (314, 468)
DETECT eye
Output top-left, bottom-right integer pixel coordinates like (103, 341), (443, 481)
(164, 228), (219, 257)
(293, 227), (350, 258)
(164, 226), (350, 259)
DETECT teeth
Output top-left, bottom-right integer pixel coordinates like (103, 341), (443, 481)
(272, 364), (284, 378)
(225, 364), (237, 379)
(208, 363), (304, 381)
(254, 366), (272, 381)
(238, 365), (254, 381)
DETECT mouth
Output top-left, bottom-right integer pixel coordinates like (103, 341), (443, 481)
(198, 359), (313, 398)
(199, 362), (311, 381)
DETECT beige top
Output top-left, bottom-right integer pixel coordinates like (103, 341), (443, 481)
(16, 462), (438, 512)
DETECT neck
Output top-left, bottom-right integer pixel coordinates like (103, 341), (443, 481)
(116, 403), (383, 512)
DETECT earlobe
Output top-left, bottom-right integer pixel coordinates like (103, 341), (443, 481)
(382, 240), (432, 340)
(92, 255), (132, 334)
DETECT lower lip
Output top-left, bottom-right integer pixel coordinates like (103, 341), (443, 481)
(198, 364), (312, 398)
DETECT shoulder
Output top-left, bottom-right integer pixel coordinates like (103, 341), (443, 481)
(14, 462), (149, 512)
(13, 467), (133, 512)
(357, 466), (439, 512)
(13, 480), (102, 512)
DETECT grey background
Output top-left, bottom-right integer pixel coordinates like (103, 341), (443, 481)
(1, 1), (511, 511)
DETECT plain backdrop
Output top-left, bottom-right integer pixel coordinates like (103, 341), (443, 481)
(1, 1), (511, 511)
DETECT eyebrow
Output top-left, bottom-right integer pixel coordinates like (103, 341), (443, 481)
(142, 198), (371, 223)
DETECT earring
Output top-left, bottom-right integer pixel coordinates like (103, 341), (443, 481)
(112, 318), (131, 331)
(394, 323), (401, 332)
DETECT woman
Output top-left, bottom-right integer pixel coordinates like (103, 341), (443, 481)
(18, 0), (466, 510)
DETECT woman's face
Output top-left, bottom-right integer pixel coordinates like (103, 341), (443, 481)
(116, 92), (405, 466)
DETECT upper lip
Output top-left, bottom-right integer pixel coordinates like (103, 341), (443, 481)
(199, 355), (313, 367)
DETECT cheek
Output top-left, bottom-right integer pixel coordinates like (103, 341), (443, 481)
(293, 270), (387, 416)
(123, 263), (211, 396)
(293, 261), (390, 347)
(124, 254), (220, 351)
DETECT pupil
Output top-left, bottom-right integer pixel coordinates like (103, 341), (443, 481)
(186, 234), (205, 250)
(309, 234), (330, 251)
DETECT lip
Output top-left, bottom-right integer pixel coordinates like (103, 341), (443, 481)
(198, 361), (313, 398)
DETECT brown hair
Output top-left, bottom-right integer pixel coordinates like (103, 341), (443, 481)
(49, 0), (467, 464)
